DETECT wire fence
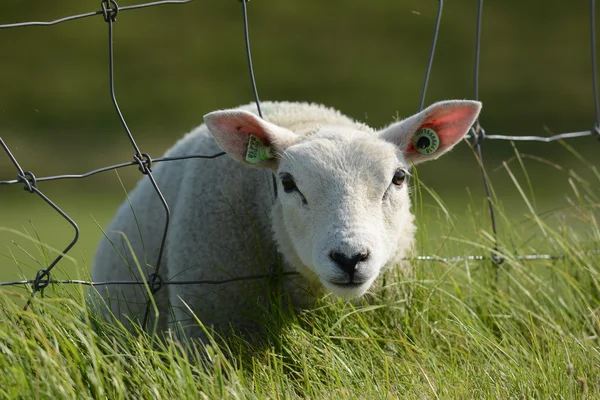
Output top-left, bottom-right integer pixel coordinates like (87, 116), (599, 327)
(0, 0), (599, 329)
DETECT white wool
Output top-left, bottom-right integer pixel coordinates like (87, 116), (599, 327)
(90, 100), (481, 340)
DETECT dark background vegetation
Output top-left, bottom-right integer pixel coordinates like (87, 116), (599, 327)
(0, 0), (598, 278)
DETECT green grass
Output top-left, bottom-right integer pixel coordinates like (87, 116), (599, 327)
(1, 154), (599, 398)
(0, 189), (121, 283)
(1, 247), (599, 398)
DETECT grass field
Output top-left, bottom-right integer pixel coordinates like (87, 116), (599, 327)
(0, 151), (599, 398)
(1, 0), (599, 396)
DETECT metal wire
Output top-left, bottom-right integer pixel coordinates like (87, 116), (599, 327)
(239, 0), (278, 200)
(0, 272), (301, 288)
(0, 127), (595, 187)
(1, 1), (599, 321)
(0, 0), (192, 29)
(469, 0), (504, 268)
(0, 153), (226, 185)
(3, 249), (595, 288)
(4, 250), (600, 290)
(418, 0), (444, 112)
(241, 0), (263, 119)
(0, 138), (80, 310)
(100, 0), (171, 329)
(592, 0), (600, 134)
(469, 130), (596, 142)
(0, 0), (188, 322)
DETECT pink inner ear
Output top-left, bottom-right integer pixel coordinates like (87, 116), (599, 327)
(405, 105), (477, 155)
(209, 112), (271, 161)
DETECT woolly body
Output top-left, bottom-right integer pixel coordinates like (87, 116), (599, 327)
(91, 100), (481, 339)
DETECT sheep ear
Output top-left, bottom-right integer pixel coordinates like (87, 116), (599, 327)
(204, 110), (297, 168)
(379, 100), (482, 165)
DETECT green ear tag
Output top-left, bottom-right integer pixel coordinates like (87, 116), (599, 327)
(245, 134), (274, 164)
(413, 127), (440, 155)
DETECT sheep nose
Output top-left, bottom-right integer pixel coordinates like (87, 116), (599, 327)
(329, 250), (370, 275)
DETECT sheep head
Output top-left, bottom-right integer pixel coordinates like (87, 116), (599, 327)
(204, 100), (481, 299)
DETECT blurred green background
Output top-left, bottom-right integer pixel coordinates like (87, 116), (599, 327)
(1, 0), (599, 282)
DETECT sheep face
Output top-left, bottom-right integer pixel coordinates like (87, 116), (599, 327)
(205, 100), (481, 299)
(273, 127), (416, 298)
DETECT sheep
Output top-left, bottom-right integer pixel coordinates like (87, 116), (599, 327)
(90, 100), (481, 341)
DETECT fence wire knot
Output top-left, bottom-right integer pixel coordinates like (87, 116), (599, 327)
(593, 124), (600, 140)
(491, 253), (504, 266)
(101, 0), (119, 23)
(147, 272), (163, 294)
(18, 171), (37, 193)
(134, 153), (153, 174)
(33, 269), (51, 292)
(470, 123), (486, 146)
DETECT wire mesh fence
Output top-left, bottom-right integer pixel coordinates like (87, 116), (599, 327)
(1, 0), (599, 328)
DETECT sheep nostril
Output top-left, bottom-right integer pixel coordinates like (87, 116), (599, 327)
(329, 250), (370, 275)
(358, 251), (370, 262)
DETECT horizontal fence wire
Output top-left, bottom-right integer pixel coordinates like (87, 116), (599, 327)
(3, 251), (600, 289)
(0, 0), (192, 29)
(0, 0), (599, 323)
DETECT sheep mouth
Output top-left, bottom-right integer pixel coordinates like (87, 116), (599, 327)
(328, 281), (366, 289)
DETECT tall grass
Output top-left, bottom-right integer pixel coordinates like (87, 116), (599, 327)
(1, 151), (599, 398)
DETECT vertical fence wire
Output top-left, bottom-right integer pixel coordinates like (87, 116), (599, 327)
(418, 0), (444, 112)
(104, 1), (140, 155)
(240, 0), (278, 200)
(470, 0), (502, 267)
(100, 0), (171, 330)
(591, 0), (600, 135)
(241, 0), (263, 119)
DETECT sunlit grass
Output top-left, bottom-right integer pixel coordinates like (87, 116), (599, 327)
(1, 236), (599, 398)
(1, 151), (599, 398)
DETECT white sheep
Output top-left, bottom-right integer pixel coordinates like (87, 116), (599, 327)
(90, 100), (481, 340)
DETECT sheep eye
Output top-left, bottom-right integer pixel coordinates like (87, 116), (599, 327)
(392, 169), (406, 186)
(280, 173), (297, 193)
